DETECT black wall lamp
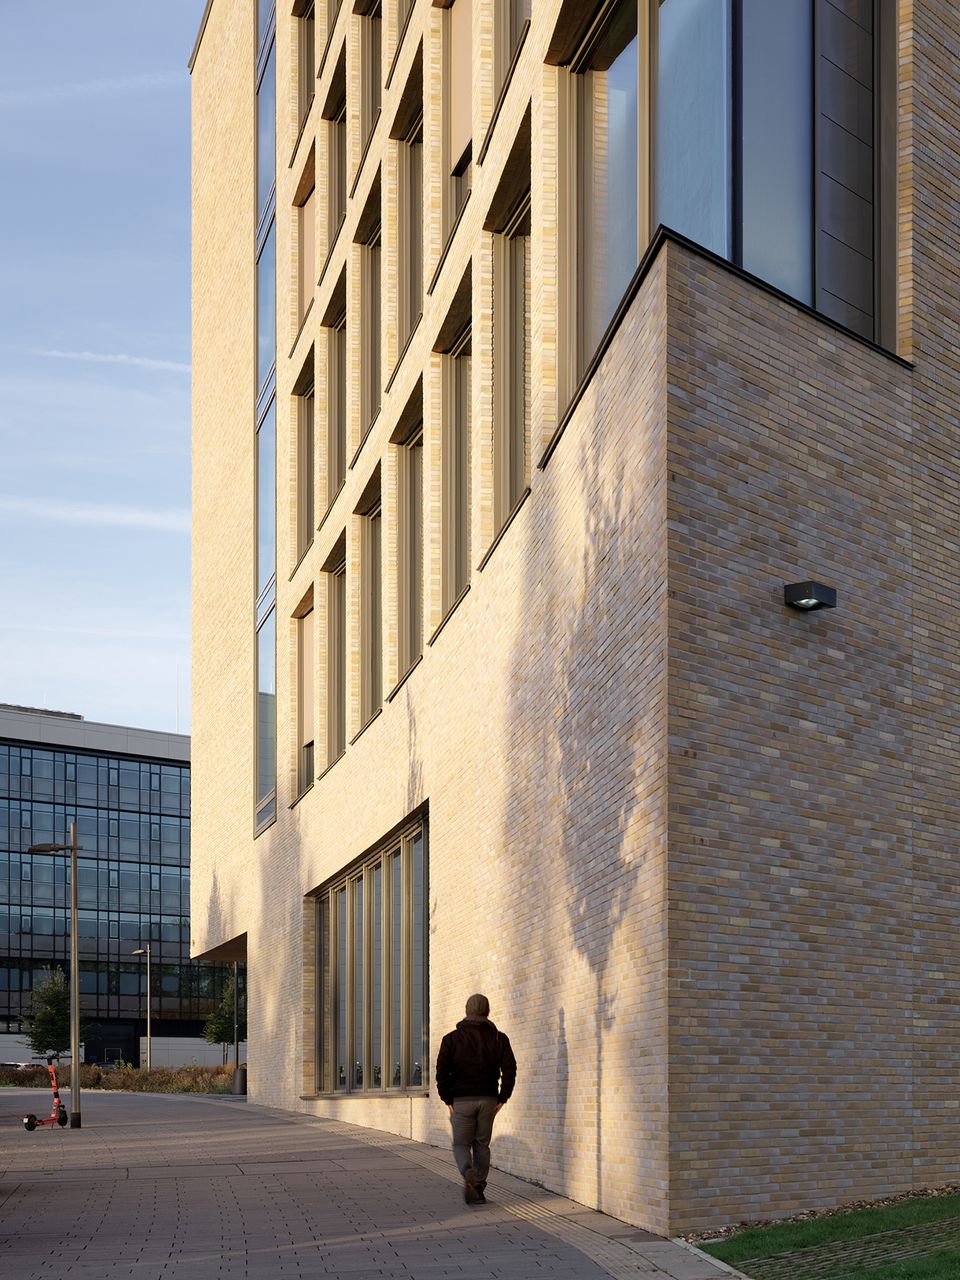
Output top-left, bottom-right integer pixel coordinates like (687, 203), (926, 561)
(784, 580), (837, 611)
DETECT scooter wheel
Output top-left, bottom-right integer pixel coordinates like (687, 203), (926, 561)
(23, 1115), (37, 1131)
(57, 1108), (68, 1127)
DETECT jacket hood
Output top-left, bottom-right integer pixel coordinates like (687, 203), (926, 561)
(457, 1016), (499, 1032)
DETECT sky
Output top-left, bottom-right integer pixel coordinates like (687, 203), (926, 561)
(0, 1), (207, 734)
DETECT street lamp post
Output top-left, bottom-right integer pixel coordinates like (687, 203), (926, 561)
(132, 946), (152, 1071)
(27, 820), (81, 1128)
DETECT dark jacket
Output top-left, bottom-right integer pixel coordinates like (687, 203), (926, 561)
(435, 1016), (517, 1105)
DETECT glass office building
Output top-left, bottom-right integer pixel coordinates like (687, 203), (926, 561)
(0, 705), (228, 1065)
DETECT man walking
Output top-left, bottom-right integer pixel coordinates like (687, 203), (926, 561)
(436, 993), (517, 1204)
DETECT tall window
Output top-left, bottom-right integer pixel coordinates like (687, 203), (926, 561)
(315, 823), (427, 1093)
(256, 608), (277, 826)
(361, 5), (382, 149)
(298, 185), (316, 323)
(326, 552), (347, 761)
(297, 380), (315, 558)
(327, 99), (347, 246)
(362, 229), (382, 429)
(297, 1), (315, 129)
(327, 310), (347, 505)
(494, 196), (530, 532)
(448, 0), (472, 226)
(443, 328), (471, 611)
(360, 498), (382, 724)
(565, 0), (890, 367)
(255, 8), (277, 830)
(297, 608), (315, 794)
(575, 0), (639, 378)
(398, 430), (423, 675)
(499, 0), (530, 87)
(399, 117), (423, 347)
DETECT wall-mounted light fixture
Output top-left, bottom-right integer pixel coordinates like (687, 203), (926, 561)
(784, 580), (837, 611)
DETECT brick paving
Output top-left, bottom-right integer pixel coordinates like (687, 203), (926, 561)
(0, 1092), (738, 1279)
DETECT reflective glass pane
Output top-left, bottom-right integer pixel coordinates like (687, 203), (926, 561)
(337, 888), (347, 1089)
(578, 0), (639, 371)
(408, 833), (425, 1087)
(257, 399), (276, 595)
(257, 40), (276, 216)
(741, 0), (813, 303)
(372, 864), (382, 1087)
(656, 0), (731, 258)
(391, 853), (402, 1087)
(353, 878), (363, 1087)
(256, 610), (276, 807)
(257, 221), (276, 391)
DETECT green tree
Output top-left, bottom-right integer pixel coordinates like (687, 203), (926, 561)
(23, 969), (70, 1057)
(202, 976), (246, 1062)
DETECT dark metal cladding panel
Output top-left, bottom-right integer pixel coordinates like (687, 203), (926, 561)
(816, 0), (874, 338)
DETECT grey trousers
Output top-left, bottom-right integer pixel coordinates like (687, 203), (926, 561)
(450, 1097), (498, 1184)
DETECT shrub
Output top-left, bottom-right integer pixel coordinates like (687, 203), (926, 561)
(0, 1063), (235, 1094)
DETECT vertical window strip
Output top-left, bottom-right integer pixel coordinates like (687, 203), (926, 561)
(327, 315), (347, 501)
(298, 609), (315, 794)
(314, 826), (426, 1095)
(399, 432), (424, 674)
(255, 10), (277, 830)
(363, 233), (382, 429)
(493, 195), (530, 534)
(443, 330), (471, 612)
(298, 387), (315, 558)
(362, 506), (383, 722)
(327, 562), (347, 762)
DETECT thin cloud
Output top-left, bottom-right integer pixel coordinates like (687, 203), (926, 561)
(0, 620), (188, 643)
(33, 348), (190, 374)
(0, 496), (190, 534)
(0, 71), (181, 110)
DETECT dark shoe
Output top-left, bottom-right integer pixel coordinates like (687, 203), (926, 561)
(475, 1186), (487, 1203)
(464, 1170), (480, 1204)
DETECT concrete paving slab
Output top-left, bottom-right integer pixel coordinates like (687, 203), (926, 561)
(0, 1090), (745, 1279)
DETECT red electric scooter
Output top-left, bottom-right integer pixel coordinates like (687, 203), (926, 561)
(22, 1055), (69, 1131)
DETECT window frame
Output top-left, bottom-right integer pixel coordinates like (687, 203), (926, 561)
(442, 327), (471, 612)
(493, 195), (531, 534)
(314, 821), (427, 1095)
(397, 428), (424, 676)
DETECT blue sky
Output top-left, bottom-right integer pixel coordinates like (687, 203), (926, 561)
(0, 1), (206, 733)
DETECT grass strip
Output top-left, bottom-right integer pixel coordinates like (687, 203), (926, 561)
(700, 1194), (960, 1266)
(815, 1247), (960, 1279)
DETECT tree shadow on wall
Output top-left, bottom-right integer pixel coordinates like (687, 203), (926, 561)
(500, 353), (659, 1211)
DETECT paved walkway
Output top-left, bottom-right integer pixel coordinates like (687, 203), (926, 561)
(0, 1090), (740, 1280)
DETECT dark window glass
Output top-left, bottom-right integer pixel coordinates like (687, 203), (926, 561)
(741, 0), (813, 302)
(408, 832), (425, 1086)
(655, 0), (730, 258)
(371, 863), (382, 1087)
(256, 610), (277, 812)
(353, 878), (364, 1086)
(578, 0), (639, 372)
(391, 852), (402, 1086)
(257, 398), (277, 596)
(337, 888), (347, 1090)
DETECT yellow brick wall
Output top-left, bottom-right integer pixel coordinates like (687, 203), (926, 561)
(191, 0), (960, 1236)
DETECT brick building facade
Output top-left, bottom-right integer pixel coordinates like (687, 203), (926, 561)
(190, 0), (960, 1232)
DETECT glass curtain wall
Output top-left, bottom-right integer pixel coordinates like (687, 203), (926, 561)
(256, 6), (278, 831)
(0, 744), (229, 1043)
(573, 0), (879, 382)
